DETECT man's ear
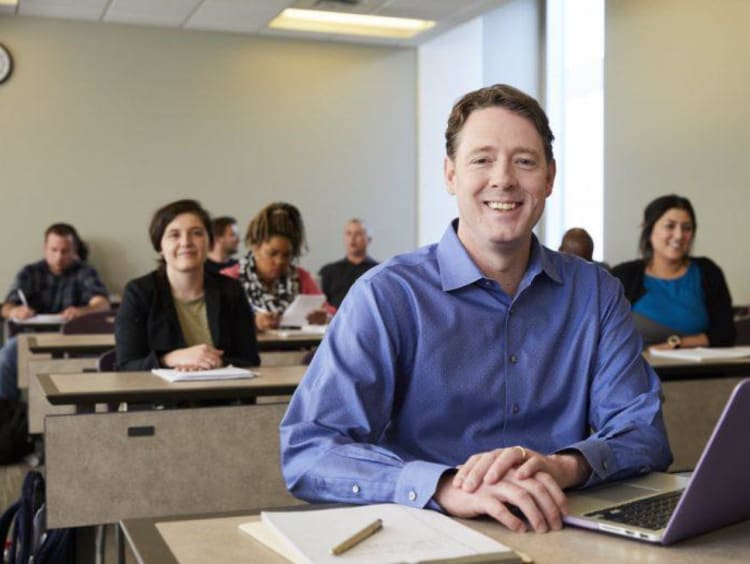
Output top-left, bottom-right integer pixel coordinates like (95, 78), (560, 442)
(444, 157), (456, 195)
(545, 158), (557, 198)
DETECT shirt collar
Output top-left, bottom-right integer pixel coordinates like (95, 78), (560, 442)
(436, 219), (563, 292)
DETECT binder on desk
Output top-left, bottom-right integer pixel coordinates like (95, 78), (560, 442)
(239, 504), (522, 563)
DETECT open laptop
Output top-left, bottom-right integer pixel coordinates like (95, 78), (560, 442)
(563, 378), (750, 544)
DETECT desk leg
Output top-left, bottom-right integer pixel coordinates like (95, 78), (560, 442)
(116, 523), (126, 564)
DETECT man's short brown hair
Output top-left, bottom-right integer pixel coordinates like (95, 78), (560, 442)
(445, 83), (555, 163)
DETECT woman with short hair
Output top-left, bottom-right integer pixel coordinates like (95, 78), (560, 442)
(115, 199), (260, 370)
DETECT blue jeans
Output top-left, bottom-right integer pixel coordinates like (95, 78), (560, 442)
(0, 336), (19, 400)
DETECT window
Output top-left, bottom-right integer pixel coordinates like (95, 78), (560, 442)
(545, 0), (604, 259)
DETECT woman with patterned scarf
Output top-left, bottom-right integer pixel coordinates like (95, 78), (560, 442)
(222, 202), (329, 332)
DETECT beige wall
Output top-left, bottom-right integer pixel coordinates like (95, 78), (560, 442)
(605, 0), (750, 303)
(0, 16), (416, 295)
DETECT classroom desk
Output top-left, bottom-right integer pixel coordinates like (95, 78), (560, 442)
(17, 330), (318, 390)
(257, 330), (324, 351)
(645, 351), (750, 379)
(38, 364), (306, 412)
(641, 352), (749, 472)
(120, 508), (750, 564)
(16, 333), (115, 389)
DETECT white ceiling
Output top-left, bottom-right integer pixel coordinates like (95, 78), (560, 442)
(0, 0), (509, 46)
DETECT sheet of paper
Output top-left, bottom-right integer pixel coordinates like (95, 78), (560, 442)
(240, 504), (519, 564)
(648, 346), (750, 362)
(151, 366), (256, 382)
(12, 313), (67, 325)
(279, 295), (326, 328)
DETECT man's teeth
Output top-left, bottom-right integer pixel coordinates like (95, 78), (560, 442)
(487, 202), (518, 211)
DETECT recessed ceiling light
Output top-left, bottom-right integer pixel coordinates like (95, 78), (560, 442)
(268, 8), (435, 39)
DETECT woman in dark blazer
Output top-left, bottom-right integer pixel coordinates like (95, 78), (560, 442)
(612, 194), (734, 349)
(115, 199), (259, 370)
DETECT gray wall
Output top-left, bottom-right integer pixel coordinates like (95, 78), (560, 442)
(0, 16), (416, 295)
(605, 0), (750, 303)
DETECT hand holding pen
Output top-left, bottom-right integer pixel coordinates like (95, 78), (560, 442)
(11, 289), (36, 320)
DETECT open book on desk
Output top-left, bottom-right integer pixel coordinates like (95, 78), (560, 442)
(239, 504), (522, 564)
(151, 365), (256, 382)
(648, 346), (750, 362)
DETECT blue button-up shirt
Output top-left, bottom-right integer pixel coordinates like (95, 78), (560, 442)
(280, 222), (672, 509)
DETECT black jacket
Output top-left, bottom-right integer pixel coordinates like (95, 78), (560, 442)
(612, 257), (735, 346)
(115, 270), (260, 370)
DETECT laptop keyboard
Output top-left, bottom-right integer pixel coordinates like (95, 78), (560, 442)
(584, 490), (684, 530)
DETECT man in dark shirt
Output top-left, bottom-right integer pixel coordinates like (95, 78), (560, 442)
(319, 219), (378, 309)
(0, 223), (109, 399)
(205, 216), (240, 275)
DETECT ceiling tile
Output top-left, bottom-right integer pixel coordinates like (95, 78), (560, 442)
(104, 0), (202, 26)
(19, 0), (108, 20)
(186, 0), (293, 34)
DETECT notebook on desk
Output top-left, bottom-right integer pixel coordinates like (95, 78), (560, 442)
(240, 503), (523, 563)
(564, 378), (750, 544)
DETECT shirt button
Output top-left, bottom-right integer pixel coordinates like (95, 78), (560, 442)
(408, 491), (417, 501)
(602, 461), (609, 471)
(512, 404), (520, 414)
(509, 354), (518, 364)
(352, 484), (360, 494)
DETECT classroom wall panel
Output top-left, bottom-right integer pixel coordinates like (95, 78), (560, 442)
(0, 16), (416, 294)
(605, 0), (750, 303)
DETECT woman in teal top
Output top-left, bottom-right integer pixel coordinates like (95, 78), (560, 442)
(613, 195), (735, 349)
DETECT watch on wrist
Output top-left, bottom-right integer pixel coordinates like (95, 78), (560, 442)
(667, 335), (682, 349)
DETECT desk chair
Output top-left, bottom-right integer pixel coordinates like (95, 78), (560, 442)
(61, 311), (116, 335)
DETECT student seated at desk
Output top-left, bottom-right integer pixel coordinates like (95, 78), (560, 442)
(612, 195), (735, 349)
(0, 223), (109, 400)
(222, 202), (328, 332)
(318, 218), (379, 310)
(115, 199), (260, 371)
(280, 84), (671, 534)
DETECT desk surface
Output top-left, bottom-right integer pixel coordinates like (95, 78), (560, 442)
(645, 351), (750, 379)
(257, 330), (323, 351)
(26, 333), (115, 356)
(38, 364), (306, 406)
(24, 330), (321, 354)
(121, 509), (750, 564)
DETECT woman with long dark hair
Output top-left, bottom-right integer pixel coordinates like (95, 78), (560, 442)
(612, 194), (734, 349)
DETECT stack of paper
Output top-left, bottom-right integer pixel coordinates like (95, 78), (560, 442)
(239, 504), (521, 563)
(151, 366), (256, 382)
(648, 346), (750, 362)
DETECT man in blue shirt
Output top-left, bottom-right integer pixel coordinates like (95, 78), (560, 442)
(280, 84), (671, 534)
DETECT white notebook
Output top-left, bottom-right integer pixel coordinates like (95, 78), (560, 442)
(151, 366), (256, 382)
(239, 504), (520, 564)
(12, 313), (67, 325)
(648, 346), (750, 362)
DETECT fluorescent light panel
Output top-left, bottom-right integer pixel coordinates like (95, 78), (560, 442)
(0, 0), (18, 6)
(268, 8), (435, 39)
